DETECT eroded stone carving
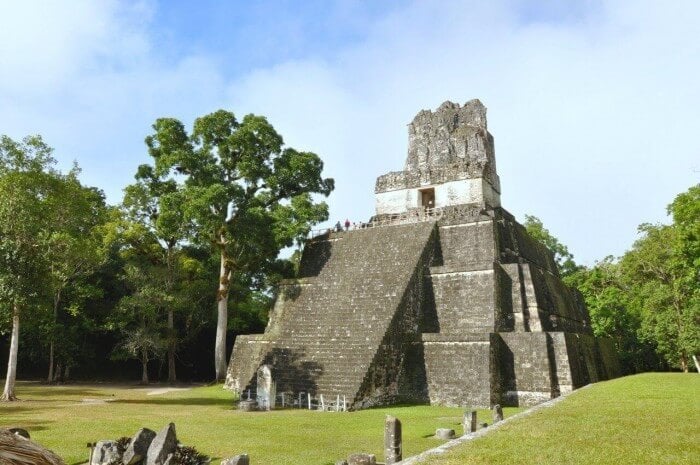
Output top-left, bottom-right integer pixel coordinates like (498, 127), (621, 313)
(256, 365), (276, 410)
(376, 100), (499, 195)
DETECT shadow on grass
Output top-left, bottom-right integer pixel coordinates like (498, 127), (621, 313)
(14, 387), (118, 398)
(0, 405), (35, 414)
(0, 402), (65, 416)
(1, 421), (51, 432)
(110, 397), (233, 408)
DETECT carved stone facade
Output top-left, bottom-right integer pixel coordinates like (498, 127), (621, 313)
(375, 100), (500, 215)
(225, 100), (620, 409)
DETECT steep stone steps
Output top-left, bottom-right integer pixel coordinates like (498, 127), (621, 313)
(227, 221), (437, 403)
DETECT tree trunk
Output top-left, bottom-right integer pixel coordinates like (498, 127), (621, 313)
(47, 289), (60, 383)
(53, 362), (62, 383)
(214, 247), (230, 381)
(1, 304), (20, 401)
(165, 246), (177, 384)
(693, 355), (700, 373)
(47, 341), (54, 383)
(141, 349), (149, 384)
(167, 308), (176, 384)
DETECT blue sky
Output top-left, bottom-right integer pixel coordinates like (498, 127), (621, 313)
(0, 0), (698, 265)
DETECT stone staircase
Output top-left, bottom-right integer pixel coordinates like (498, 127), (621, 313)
(226, 221), (437, 404)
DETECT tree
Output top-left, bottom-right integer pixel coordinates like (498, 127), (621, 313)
(0, 135), (59, 400)
(122, 163), (190, 383)
(44, 172), (108, 382)
(110, 264), (166, 384)
(621, 185), (700, 372)
(523, 215), (579, 276)
(144, 111), (333, 380)
(565, 257), (658, 373)
(667, 184), (700, 371)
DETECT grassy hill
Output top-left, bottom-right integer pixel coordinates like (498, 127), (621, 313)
(0, 373), (697, 464)
(421, 373), (699, 465)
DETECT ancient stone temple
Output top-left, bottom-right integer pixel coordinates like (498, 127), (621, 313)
(225, 100), (620, 409)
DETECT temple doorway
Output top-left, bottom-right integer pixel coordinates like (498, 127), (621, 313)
(420, 187), (435, 210)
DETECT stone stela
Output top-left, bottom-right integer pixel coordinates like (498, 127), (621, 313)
(384, 415), (402, 464)
(255, 365), (276, 410)
(225, 99), (620, 410)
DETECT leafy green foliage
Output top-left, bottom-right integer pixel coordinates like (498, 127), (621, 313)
(620, 186), (700, 371)
(143, 109), (334, 379)
(524, 190), (700, 373)
(0, 136), (59, 313)
(565, 258), (659, 373)
(523, 214), (579, 276)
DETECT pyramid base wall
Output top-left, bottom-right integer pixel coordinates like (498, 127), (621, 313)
(420, 331), (622, 408)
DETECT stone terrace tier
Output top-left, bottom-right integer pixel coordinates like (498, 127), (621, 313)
(226, 207), (620, 409)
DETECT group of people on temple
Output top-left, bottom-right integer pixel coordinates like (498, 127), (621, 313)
(334, 218), (361, 232)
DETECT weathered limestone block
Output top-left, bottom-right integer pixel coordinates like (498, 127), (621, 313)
(435, 428), (456, 440)
(123, 428), (156, 465)
(91, 440), (120, 465)
(463, 410), (477, 434)
(146, 424), (177, 465)
(405, 100), (496, 184)
(384, 415), (402, 465)
(492, 404), (504, 423)
(256, 365), (275, 410)
(347, 453), (376, 465)
(237, 400), (257, 412)
(221, 454), (249, 465)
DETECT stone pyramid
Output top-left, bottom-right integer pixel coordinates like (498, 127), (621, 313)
(225, 100), (620, 409)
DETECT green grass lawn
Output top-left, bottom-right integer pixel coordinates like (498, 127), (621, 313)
(0, 382), (504, 465)
(421, 373), (700, 465)
(1, 374), (696, 465)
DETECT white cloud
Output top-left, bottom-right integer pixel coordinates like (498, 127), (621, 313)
(226, 0), (700, 264)
(0, 0), (226, 201)
(0, 0), (697, 264)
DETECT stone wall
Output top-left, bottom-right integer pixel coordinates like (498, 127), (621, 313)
(435, 221), (496, 267)
(496, 332), (557, 406)
(421, 334), (493, 407)
(375, 100), (501, 214)
(404, 100), (498, 187)
(428, 268), (498, 334)
(375, 178), (501, 215)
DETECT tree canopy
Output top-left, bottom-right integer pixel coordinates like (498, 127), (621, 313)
(141, 110), (334, 379)
(526, 184), (700, 373)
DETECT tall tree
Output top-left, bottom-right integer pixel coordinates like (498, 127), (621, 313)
(44, 172), (108, 382)
(122, 164), (190, 383)
(621, 185), (700, 372)
(0, 136), (59, 400)
(144, 111), (334, 380)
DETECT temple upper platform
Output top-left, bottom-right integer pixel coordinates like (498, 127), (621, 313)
(375, 100), (501, 215)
